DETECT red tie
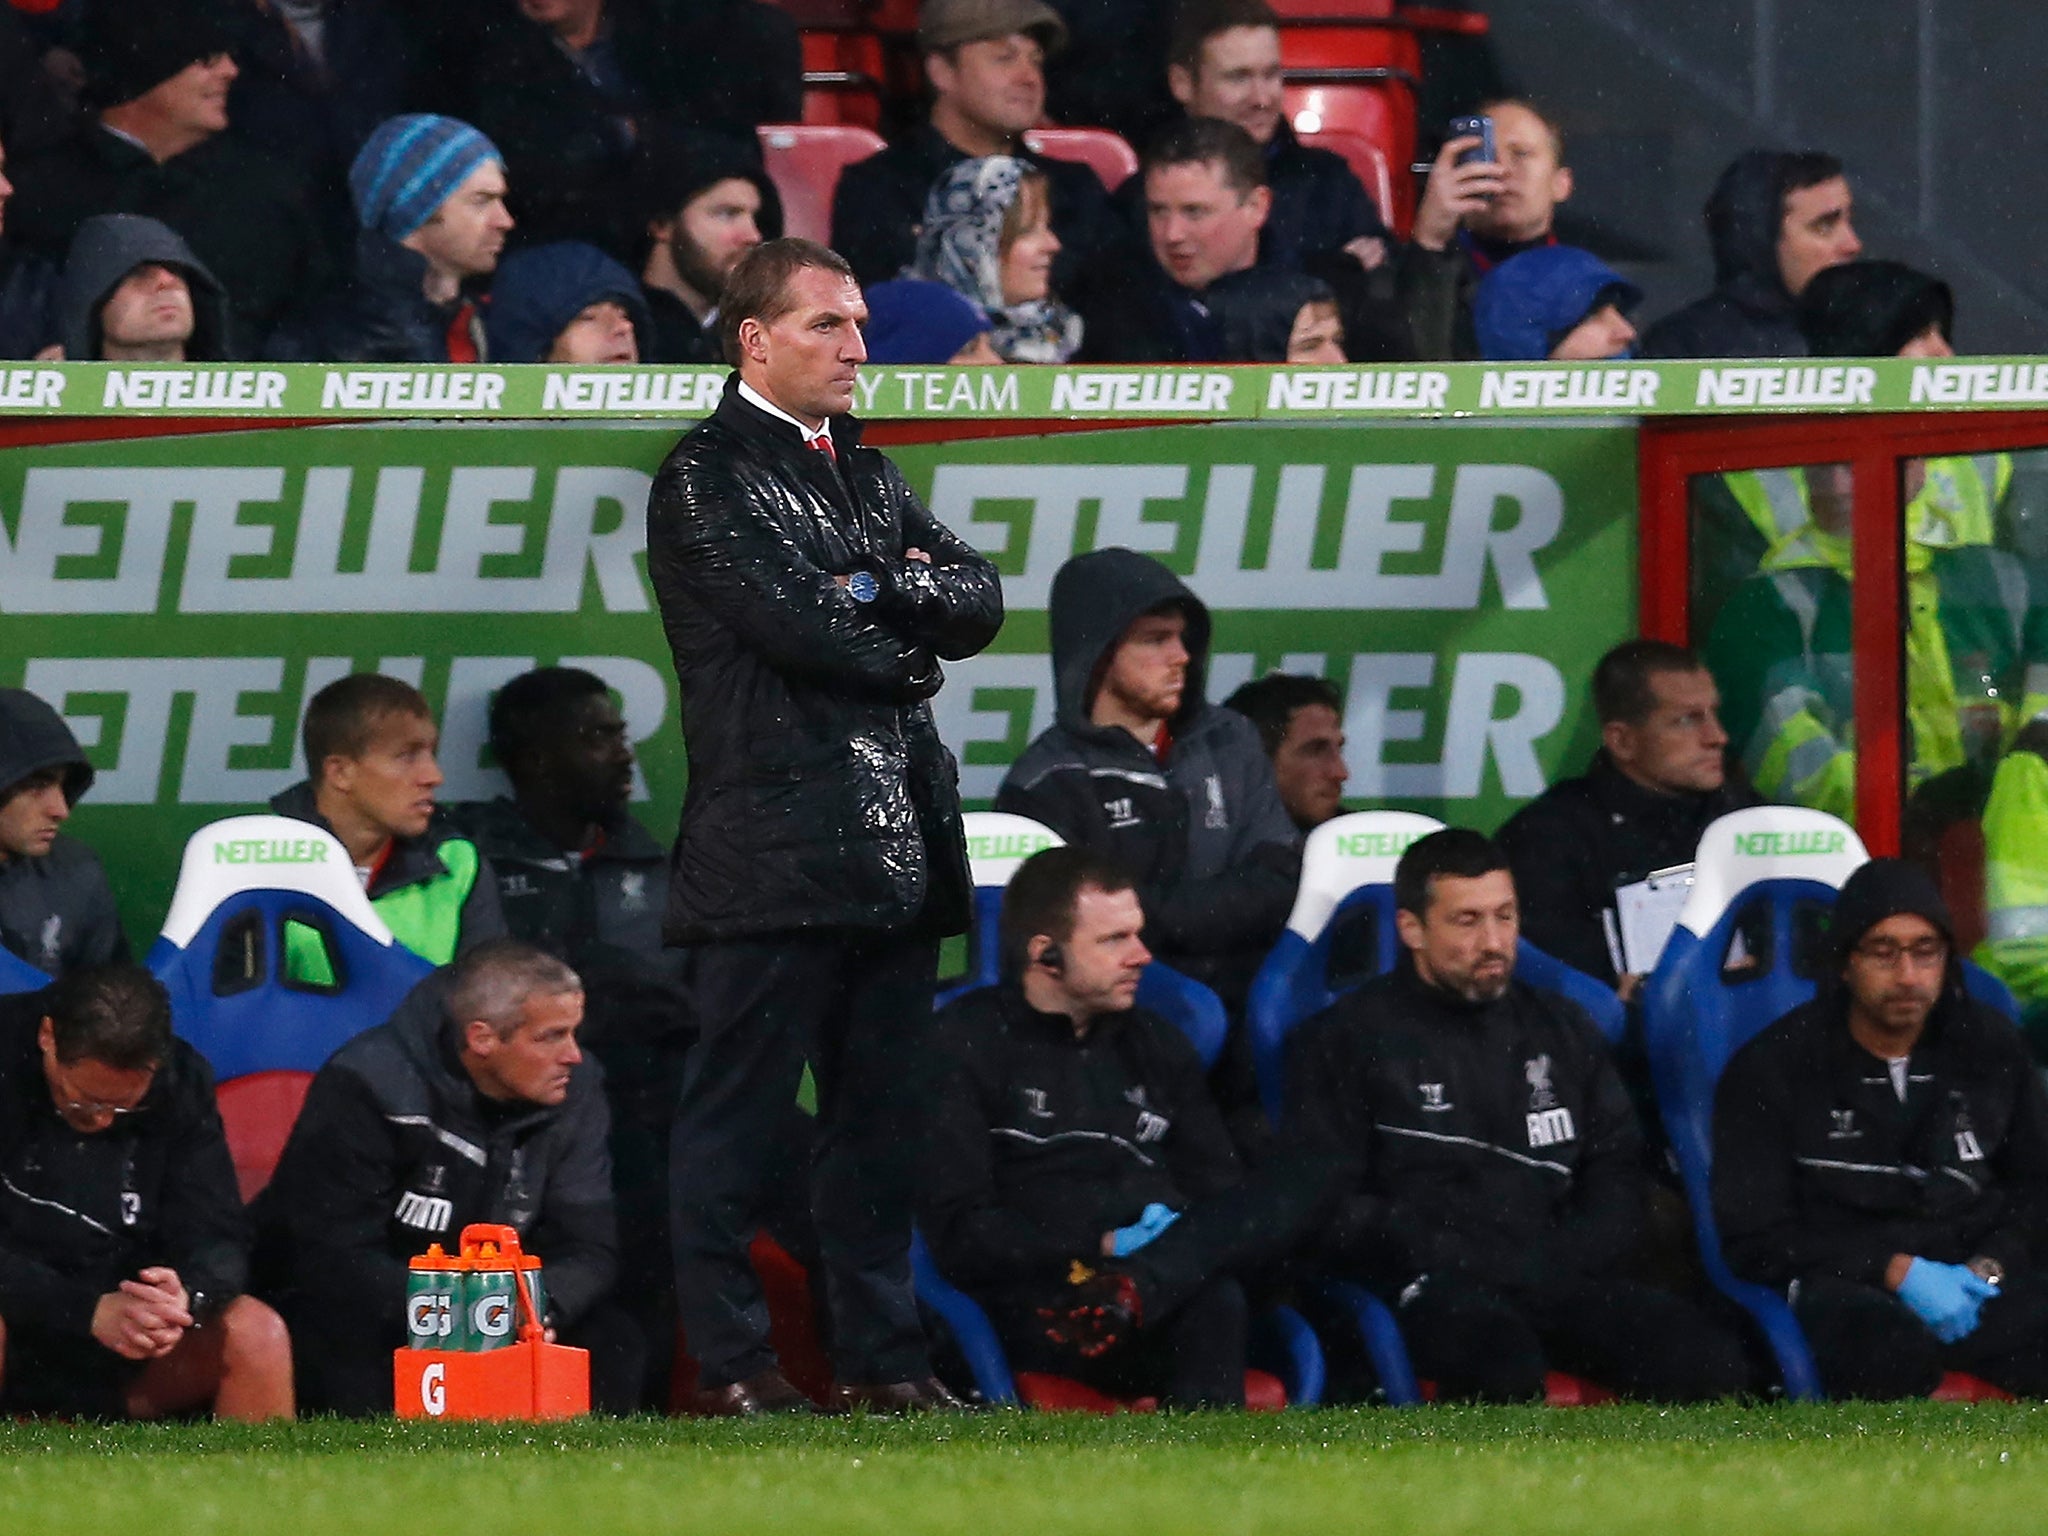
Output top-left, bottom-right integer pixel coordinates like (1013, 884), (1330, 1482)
(810, 434), (837, 465)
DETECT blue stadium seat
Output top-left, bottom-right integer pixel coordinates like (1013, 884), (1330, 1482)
(1642, 806), (1871, 1403)
(935, 811), (1064, 1009)
(0, 945), (50, 996)
(146, 814), (434, 1081)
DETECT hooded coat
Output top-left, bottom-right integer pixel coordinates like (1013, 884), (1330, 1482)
(994, 548), (1299, 1005)
(1642, 150), (1809, 360)
(1713, 861), (2048, 1290)
(645, 375), (1004, 943)
(0, 688), (126, 976)
(482, 240), (652, 364)
(54, 213), (227, 361)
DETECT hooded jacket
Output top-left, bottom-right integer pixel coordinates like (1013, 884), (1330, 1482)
(55, 213), (227, 361)
(0, 688), (127, 976)
(645, 374), (1004, 942)
(254, 969), (618, 1350)
(269, 780), (505, 965)
(1714, 860), (2048, 1290)
(482, 241), (652, 364)
(1498, 750), (1758, 987)
(995, 548), (1300, 1003)
(1642, 150), (1809, 360)
(0, 991), (248, 1336)
(1286, 963), (1645, 1296)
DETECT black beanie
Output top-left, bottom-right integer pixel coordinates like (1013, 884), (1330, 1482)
(630, 127), (784, 249)
(1829, 858), (1953, 970)
(79, 0), (236, 111)
(1798, 259), (1954, 358)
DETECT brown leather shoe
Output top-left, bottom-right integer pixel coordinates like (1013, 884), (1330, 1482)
(685, 1369), (816, 1417)
(828, 1377), (968, 1414)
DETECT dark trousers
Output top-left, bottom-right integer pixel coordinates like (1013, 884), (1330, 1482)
(1396, 1273), (1755, 1403)
(670, 930), (937, 1388)
(1796, 1273), (2048, 1400)
(991, 1274), (1250, 1407)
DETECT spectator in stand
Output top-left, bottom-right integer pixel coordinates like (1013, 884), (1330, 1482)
(1715, 860), (2048, 1399)
(1159, 0), (1389, 275)
(1497, 640), (1756, 997)
(1223, 673), (1350, 831)
(1403, 98), (1575, 358)
(270, 673), (505, 967)
(830, 0), (1120, 292)
(1039, 0), (1177, 149)
(922, 848), (1329, 1407)
(49, 213), (225, 361)
(859, 278), (1003, 365)
(255, 941), (641, 1415)
(0, 132), (55, 358)
(7, 0), (327, 356)
(0, 688), (126, 977)
(1210, 269), (1345, 363)
(0, 965), (293, 1421)
(453, 667), (695, 1408)
(1642, 149), (1862, 359)
(0, 6), (77, 160)
(1472, 245), (1641, 361)
(904, 157), (1081, 363)
(996, 547), (1299, 1142)
(448, 0), (798, 252)
(484, 241), (650, 364)
(1075, 117), (1305, 364)
(1288, 829), (1754, 1403)
(633, 128), (780, 365)
(272, 114), (510, 363)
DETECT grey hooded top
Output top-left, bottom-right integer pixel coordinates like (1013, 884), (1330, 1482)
(0, 688), (127, 975)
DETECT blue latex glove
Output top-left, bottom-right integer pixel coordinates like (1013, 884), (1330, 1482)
(1107, 1203), (1181, 1258)
(1896, 1258), (2000, 1343)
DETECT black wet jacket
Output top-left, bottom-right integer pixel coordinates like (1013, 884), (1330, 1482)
(1286, 965), (1644, 1295)
(994, 548), (1299, 1001)
(1642, 150), (1808, 359)
(1714, 986), (2048, 1291)
(254, 970), (617, 1332)
(54, 213), (228, 362)
(0, 993), (247, 1334)
(645, 375), (1003, 942)
(267, 229), (488, 364)
(0, 688), (126, 976)
(920, 985), (1242, 1288)
(1498, 752), (1759, 987)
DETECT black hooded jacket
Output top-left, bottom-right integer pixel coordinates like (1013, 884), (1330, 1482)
(253, 969), (618, 1338)
(1286, 963), (1645, 1296)
(1642, 150), (1808, 360)
(0, 991), (247, 1335)
(994, 548), (1299, 1003)
(54, 213), (227, 361)
(645, 375), (1004, 943)
(1498, 751), (1759, 987)
(1713, 861), (2048, 1290)
(0, 688), (126, 976)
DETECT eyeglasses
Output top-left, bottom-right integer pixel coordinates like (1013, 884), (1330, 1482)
(1853, 938), (1949, 968)
(54, 1096), (148, 1120)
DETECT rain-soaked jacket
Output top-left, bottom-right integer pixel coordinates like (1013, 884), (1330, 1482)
(646, 374), (1003, 942)
(1643, 150), (1810, 360)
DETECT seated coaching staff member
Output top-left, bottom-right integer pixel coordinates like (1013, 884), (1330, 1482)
(0, 965), (291, 1420)
(255, 941), (635, 1414)
(646, 237), (1002, 1415)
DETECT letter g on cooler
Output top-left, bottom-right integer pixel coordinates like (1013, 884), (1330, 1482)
(421, 1361), (448, 1416)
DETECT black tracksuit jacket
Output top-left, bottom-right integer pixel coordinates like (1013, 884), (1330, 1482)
(1714, 985), (2048, 1291)
(920, 985), (1243, 1290)
(1286, 965), (1645, 1295)
(0, 995), (248, 1335)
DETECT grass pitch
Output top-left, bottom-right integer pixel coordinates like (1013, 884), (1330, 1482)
(4, 1404), (2044, 1535)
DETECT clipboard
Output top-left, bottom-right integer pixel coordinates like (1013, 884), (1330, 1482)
(1613, 861), (1695, 975)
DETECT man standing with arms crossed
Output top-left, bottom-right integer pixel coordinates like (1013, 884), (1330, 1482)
(647, 237), (1003, 1414)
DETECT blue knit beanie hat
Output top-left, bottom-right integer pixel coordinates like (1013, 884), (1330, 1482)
(350, 115), (503, 242)
(862, 280), (992, 364)
(1472, 245), (1642, 361)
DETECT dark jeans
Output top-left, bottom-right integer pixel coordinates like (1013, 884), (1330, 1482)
(1396, 1272), (1755, 1403)
(1796, 1273), (2048, 1400)
(670, 930), (937, 1388)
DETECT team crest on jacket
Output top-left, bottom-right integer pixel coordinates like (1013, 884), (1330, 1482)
(396, 1190), (454, 1232)
(1523, 1055), (1574, 1146)
(1203, 774), (1228, 830)
(1951, 1093), (1986, 1162)
(619, 872), (648, 912)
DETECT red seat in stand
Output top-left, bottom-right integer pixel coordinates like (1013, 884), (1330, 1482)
(757, 123), (887, 243)
(1022, 127), (1139, 193)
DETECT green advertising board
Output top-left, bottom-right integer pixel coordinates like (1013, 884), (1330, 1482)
(0, 415), (1636, 945)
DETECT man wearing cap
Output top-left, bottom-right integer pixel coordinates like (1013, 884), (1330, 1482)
(1472, 245), (1641, 362)
(271, 113), (512, 363)
(634, 129), (783, 365)
(1715, 859), (2048, 1399)
(830, 0), (1123, 291)
(0, 688), (126, 978)
(7, 0), (327, 355)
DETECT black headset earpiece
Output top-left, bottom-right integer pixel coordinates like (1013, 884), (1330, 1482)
(1038, 941), (1064, 974)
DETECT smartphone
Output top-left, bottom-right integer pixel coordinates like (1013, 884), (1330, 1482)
(1449, 114), (1496, 167)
